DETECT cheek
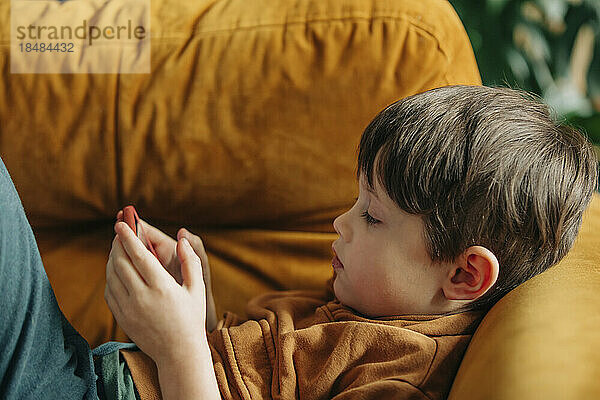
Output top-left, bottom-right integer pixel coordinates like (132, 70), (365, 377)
(347, 247), (388, 292)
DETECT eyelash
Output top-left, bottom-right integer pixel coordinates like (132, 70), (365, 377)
(361, 210), (380, 225)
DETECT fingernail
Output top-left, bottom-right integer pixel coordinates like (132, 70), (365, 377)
(182, 237), (191, 248)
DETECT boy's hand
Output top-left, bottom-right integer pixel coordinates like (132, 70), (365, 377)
(115, 210), (218, 331)
(105, 221), (207, 364)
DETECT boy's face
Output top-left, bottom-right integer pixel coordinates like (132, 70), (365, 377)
(332, 172), (447, 317)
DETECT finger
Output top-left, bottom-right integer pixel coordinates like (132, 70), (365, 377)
(104, 284), (124, 322)
(179, 228), (212, 283)
(110, 235), (119, 252)
(106, 256), (130, 299)
(116, 209), (123, 222)
(139, 218), (173, 245)
(110, 234), (147, 292)
(177, 237), (203, 291)
(135, 219), (175, 266)
(115, 221), (172, 288)
(178, 229), (208, 264)
(178, 228), (206, 252)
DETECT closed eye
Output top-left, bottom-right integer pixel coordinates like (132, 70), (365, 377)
(361, 210), (380, 225)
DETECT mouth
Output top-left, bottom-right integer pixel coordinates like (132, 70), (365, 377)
(331, 246), (345, 270)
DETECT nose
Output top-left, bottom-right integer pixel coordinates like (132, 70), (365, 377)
(333, 210), (352, 242)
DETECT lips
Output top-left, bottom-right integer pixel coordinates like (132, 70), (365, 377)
(332, 246), (344, 270)
(332, 255), (344, 270)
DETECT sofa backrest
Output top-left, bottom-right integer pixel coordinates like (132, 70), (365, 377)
(0, 0), (480, 231)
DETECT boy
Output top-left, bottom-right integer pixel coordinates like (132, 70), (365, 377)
(103, 85), (598, 399)
(0, 85), (595, 399)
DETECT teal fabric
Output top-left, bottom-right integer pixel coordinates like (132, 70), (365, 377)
(0, 156), (97, 399)
(93, 345), (140, 400)
(0, 155), (139, 399)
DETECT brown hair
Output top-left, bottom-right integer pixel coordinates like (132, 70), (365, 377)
(357, 85), (598, 312)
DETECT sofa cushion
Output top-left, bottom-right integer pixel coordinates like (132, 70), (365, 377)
(0, 0), (480, 230)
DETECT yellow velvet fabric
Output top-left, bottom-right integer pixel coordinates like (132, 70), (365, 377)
(0, 0), (479, 228)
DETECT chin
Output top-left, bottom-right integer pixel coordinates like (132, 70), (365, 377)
(332, 277), (345, 303)
(332, 276), (339, 297)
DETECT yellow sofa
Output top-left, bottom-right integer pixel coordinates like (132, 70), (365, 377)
(1, 0), (598, 398)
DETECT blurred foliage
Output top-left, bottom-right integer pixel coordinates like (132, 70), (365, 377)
(449, 0), (600, 144)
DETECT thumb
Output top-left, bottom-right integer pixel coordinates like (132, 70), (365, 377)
(139, 218), (171, 244)
(177, 237), (203, 291)
(178, 228), (202, 251)
(178, 229), (209, 269)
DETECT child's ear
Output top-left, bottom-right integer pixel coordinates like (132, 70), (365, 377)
(442, 246), (499, 301)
